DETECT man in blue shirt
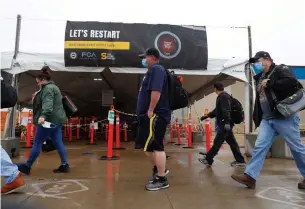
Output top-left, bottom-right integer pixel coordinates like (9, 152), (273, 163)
(137, 48), (171, 191)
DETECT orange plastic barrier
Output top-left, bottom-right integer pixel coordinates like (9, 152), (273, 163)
(69, 122), (72, 142)
(183, 112), (193, 149)
(64, 121), (68, 138)
(123, 121), (129, 142)
(113, 114), (125, 150)
(23, 111), (33, 148)
(88, 118), (97, 145)
(205, 118), (211, 151)
(175, 119), (184, 146)
(76, 118), (80, 140)
(100, 105), (119, 160)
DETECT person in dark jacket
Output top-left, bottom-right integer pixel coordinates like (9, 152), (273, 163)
(17, 66), (70, 175)
(199, 82), (246, 167)
(231, 51), (305, 190)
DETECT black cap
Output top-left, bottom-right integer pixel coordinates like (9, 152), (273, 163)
(249, 51), (272, 63)
(139, 48), (160, 59)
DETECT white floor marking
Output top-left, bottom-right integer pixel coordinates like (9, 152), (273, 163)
(26, 179), (89, 199)
(255, 187), (305, 208)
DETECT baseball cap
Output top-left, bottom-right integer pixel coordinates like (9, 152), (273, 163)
(249, 51), (272, 63)
(139, 48), (160, 59)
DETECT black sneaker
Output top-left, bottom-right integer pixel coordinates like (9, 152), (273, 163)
(17, 163), (31, 175)
(149, 169), (169, 183)
(230, 161), (246, 168)
(198, 158), (212, 167)
(146, 176), (169, 191)
(53, 164), (71, 173)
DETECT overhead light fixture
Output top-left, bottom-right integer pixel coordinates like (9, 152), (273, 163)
(93, 78), (102, 81)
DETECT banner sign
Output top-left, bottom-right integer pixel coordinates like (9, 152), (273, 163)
(64, 21), (208, 70)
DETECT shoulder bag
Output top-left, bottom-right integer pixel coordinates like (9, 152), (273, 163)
(267, 66), (305, 118)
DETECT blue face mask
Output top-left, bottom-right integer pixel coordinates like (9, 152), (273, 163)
(141, 59), (148, 68)
(253, 62), (264, 73)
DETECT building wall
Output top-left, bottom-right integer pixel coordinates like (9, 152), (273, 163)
(173, 80), (305, 132)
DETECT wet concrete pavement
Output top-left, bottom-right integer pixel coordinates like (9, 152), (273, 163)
(2, 140), (305, 209)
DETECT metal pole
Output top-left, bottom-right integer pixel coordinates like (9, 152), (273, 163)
(13, 15), (22, 60)
(247, 26), (253, 133)
(18, 104), (21, 125)
(4, 14), (22, 138)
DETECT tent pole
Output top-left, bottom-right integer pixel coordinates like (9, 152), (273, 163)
(244, 64), (250, 135)
(4, 14), (22, 138)
(247, 25), (253, 133)
(244, 26), (253, 155)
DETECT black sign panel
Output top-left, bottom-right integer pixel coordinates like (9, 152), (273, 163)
(64, 21), (208, 70)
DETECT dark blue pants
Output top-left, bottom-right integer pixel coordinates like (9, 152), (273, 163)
(26, 125), (68, 167)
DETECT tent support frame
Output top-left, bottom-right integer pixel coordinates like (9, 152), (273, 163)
(4, 14), (22, 139)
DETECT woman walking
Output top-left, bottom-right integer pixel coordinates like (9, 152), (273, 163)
(17, 66), (70, 174)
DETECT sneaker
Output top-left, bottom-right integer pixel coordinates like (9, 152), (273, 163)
(146, 176), (169, 191)
(230, 161), (246, 168)
(53, 164), (71, 173)
(1, 173), (25, 195)
(198, 155), (214, 167)
(198, 158), (212, 167)
(148, 169), (169, 183)
(17, 163), (31, 175)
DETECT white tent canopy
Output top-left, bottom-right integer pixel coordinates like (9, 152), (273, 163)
(1, 51), (248, 116)
(1, 51), (247, 78)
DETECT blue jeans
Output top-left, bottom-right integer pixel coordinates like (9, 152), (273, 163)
(26, 125), (68, 167)
(1, 146), (20, 184)
(245, 113), (305, 180)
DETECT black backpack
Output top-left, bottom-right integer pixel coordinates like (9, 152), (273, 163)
(165, 69), (189, 110)
(230, 95), (244, 124)
(1, 81), (18, 108)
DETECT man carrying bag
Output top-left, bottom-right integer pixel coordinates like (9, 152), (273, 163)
(231, 51), (305, 190)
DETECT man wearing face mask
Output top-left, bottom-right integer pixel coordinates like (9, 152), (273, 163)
(137, 48), (171, 191)
(231, 51), (305, 190)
